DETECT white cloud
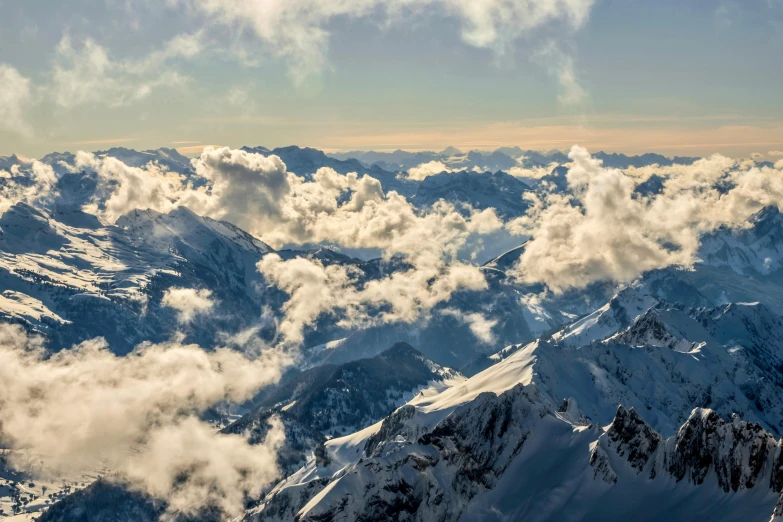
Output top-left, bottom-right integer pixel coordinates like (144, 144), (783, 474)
(186, 148), (504, 263)
(769, 151), (783, 157)
(441, 308), (498, 344)
(124, 416), (284, 517)
(193, 146), (292, 226)
(76, 151), (215, 222)
(0, 64), (33, 136)
(51, 34), (197, 108)
(507, 163), (557, 182)
(257, 253), (489, 345)
(536, 42), (587, 107)
(0, 160), (58, 215)
(73, 146), (504, 344)
(507, 145), (783, 291)
(0, 324), (289, 517)
(406, 160), (452, 180)
(172, 0), (595, 84)
(162, 287), (215, 322)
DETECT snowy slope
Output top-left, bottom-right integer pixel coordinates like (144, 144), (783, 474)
(234, 343), (465, 438)
(411, 170), (532, 218)
(0, 203), (277, 352)
(246, 293), (783, 521)
(249, 381), (782, 522)
(698, 207), (783, 276)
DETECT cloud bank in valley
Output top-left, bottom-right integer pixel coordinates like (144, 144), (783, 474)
(0, 324), (290, 516)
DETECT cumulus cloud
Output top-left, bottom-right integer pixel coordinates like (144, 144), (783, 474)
(770, 151), (783, 157)
(193, 146), (291, 226)
(162, 287), (215, 322)
(0, 64), (33, 136)
(79, 146), (502, 261)
(76, 151), (215, 222)
(0, 324), (290, 516)
(0, 160), (58, 215)
(507, 145), (783, 291)
(185, 147), (504, 263)
(406, 160), (452, 180)
(172, 0), (595, 84)
(257, 252), (489, 345)
(74, 146), (503, 344)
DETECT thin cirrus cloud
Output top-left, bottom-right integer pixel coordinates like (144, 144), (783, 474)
(0, 31), (202, 137)
(170, 0), (595, 90)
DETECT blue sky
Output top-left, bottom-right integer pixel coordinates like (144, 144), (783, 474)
(0, 0), (781, 158)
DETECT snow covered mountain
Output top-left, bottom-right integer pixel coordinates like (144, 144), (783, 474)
(327, 147), (698, 174)
(247, 304), (783, 521)
(248, 381), (782, 522)
(235, 343), (464, 439)
(0, 202), (281, 352)
(411, 170), (533, 218)
(236, 206), (783, 521)
(7, 144), (783, 521)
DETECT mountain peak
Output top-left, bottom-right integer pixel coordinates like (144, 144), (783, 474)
(440, 145), (462, 157)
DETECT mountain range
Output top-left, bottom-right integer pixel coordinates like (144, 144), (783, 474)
(2, 144), (783, 521)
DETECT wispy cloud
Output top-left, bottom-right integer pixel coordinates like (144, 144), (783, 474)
(0, 64), (33, 137)
(50, 32), (201, 109)
(172, 0), (595, 85)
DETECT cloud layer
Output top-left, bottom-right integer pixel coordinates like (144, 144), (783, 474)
(0, 325), (290, 516)
(508, 145), (783, 291)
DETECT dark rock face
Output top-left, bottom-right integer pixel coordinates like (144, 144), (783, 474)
(604, 406), (662, 476)
(222, 411), (326, 477)
(364, 405), (417, 457)
(421, 387), (535, 489)
(771, 438), (783, 493)
(667, 408), (777, 492)
(772, 491), (783, 520)
(37, 479), (221, 522)
(595, 406), (780, 495)
(235, 342), (455, 440)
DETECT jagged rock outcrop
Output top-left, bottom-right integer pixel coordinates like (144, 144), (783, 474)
(604, 406), (663, 475)
(667, 408), (777, 492)
(594, 406), (780, 494)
